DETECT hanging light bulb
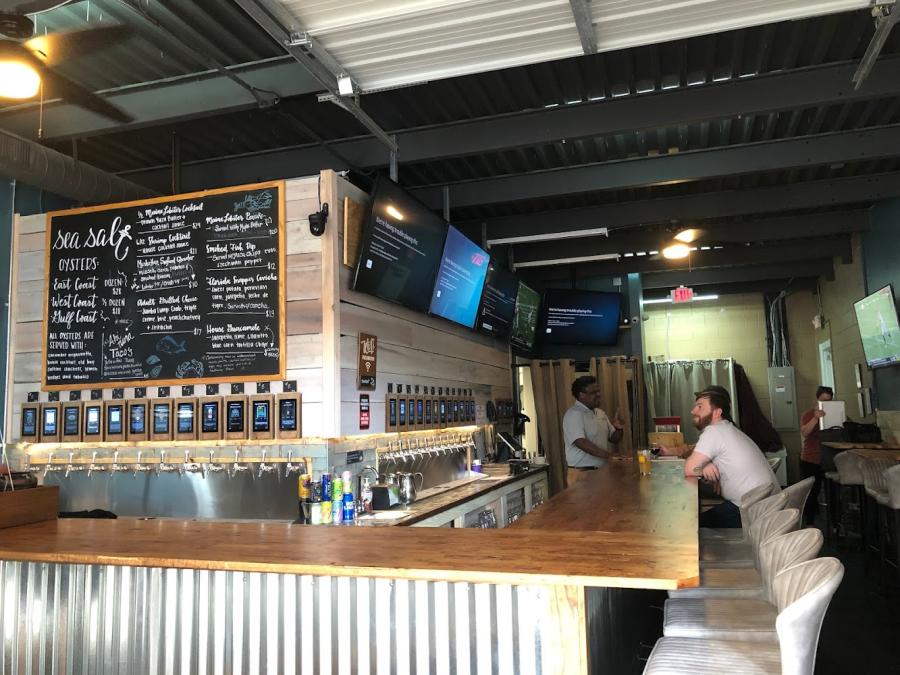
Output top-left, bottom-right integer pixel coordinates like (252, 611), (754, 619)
(662, 242), (691, 259)
(0, 60), (41, 99)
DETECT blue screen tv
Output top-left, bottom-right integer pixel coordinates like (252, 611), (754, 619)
(540, 289), (622, 345)
(429, 225), (490, 329)
(352, 176), (447, 314)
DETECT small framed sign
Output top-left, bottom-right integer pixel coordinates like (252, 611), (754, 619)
(359, 394), (370, 430)
(357, 333), (377, 390)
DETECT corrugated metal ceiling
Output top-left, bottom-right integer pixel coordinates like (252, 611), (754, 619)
(282, 0), (872, 91)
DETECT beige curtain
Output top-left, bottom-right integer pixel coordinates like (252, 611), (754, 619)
(591, 356), (646, 455)
(529, 360), (576, 494)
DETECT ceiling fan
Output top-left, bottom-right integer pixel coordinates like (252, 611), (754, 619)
(0, 0), (133, 123)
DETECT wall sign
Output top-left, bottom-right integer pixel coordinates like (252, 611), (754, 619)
(357, 333), (377, 390)
(42, 181), (285, 390)
(359, 394), (370, 430)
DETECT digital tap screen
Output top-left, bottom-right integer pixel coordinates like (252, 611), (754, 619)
(452, 400), (460, 422)
(177, 403), (195, 434)
(279, 399), (297, 432)
(227, 401), (244, 433)
(416, 399), (424, 426)
(42, 408), (57, 436)
(425, 400), (432, 426)
(85, 406), (101, 435)
(153, 404), (170, 434)
(398, 398), (407, 427)
(63, 406), (80, 436)
(201, 402), (219, 433)
(440, 400), (447, 424)
(22, 408), (37, 437)
(107, 405), (123, 435)
(253, 401), (271, 433)
(130, 404), (146, 434)
(388, 398), (397, 428)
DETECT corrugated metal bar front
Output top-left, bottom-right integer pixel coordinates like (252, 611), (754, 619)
(0, 561), (551, 675)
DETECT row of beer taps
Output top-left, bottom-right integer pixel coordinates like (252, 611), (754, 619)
(379, 433), (475, 463)
(26, 449), (306, 479)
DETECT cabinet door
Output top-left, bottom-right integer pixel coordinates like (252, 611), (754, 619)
(505, 488), (525, 525)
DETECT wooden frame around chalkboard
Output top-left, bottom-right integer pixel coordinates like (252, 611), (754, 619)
(41, 180), (287, 391)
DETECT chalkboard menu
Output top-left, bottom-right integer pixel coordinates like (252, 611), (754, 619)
(43, 181), (286, 390)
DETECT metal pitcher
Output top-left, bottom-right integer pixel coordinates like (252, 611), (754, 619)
(397, 472), (424, 504)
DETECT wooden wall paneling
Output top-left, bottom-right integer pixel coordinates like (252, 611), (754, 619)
(12, 322), (41, 355)
(337, 336), (509, 387)
(15, 250), (43, 283)
(320, 170), (342, 438)
(342, 196), (367, 268)
(341, 301), (507, 369)
(4, 216), (23, 441)
(15, 214), (45, 235)
(17, 232), (44, 252)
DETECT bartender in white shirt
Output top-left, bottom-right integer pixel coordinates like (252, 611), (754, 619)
(563, 376), (624, 486)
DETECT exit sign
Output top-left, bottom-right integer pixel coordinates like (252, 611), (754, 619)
(671, 286), (694, 303)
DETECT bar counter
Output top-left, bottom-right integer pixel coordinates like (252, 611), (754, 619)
(0, 461), (698, 674)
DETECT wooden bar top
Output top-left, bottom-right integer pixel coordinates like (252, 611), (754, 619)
(849, 448), (900, 461)
(0, 462), (699, 590)
(823, 441), (900, 450)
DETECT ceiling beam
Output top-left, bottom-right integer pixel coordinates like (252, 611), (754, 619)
(568, 0), (597, 54)
(412, 125), (900, 209)
(639, 259), (835, 289)
(476, 172), (899, 244)
(113, 56), (900, 191)
(511, 209), (867, 264)
(233, 0), (397, 152)
(0, 58), (319, 141)
(517, 236), (850, 277)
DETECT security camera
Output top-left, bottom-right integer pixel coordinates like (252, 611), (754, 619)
(308, 203), (329, 237)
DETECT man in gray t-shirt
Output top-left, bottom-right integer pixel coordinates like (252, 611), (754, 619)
(684, 388), (779, 528)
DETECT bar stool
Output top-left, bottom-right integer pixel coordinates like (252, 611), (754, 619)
(644, 558), (845, 675)
(664, 521), (819, 639)
(700, 482), (776, 543)
(828, 451), (865, 547)
(701, 491), (796, 568)
(781, 476), (815, 513)
(860, 457), (894, 570)
(670, 526), (822, 601)
(879, 464), (900, 588)
(701, 501), (796, 570)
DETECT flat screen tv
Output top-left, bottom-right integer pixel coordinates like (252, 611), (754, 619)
(509, 281), (541, 353)
(476, 260), (519, 339)
(540, 288), (622, 345)
(854, 285), (900, 368)
(352, 176), (447, 313)
(429, 225), (490, 329)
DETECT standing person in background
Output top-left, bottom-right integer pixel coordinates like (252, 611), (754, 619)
(563, 376), (624, 487)
(799, 385), (834, 526)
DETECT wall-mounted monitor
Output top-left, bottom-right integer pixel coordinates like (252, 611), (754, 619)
(429, 225), (490, 329)
(509, 282), (541, 353)
(854, 285), (900, 369)
(352, 176), (447, 313)
(540, 289), (622, 345)
(476, 260), (519, 339)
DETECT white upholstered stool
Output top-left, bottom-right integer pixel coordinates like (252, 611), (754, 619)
(700, 482), (776, 543)
(645, 558), (844, 675)
(670, 525), (822, 600)
(701, 492), (791, 568)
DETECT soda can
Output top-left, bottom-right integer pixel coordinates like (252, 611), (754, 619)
(321, 501), (332, 525)
(342, 492), (355, 522)
(332, 499), (343, 524)
(332, 478), (343, 500)
(309, 503), (322, 525)
(321, 474), (332, 501)
(341, 470), (352, 491)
